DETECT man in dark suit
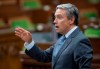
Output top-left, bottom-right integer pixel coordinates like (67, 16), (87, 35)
(15, 3), (93, 69)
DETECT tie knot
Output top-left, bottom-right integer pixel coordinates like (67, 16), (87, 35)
(60, 35), (66, 42)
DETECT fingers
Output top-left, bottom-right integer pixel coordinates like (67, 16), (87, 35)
(15, 27), (26, 33)
(15, 27), (32, 43)
(15, 27), (28, 37)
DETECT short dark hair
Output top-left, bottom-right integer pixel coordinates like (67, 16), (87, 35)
(56, 3), (79, 25)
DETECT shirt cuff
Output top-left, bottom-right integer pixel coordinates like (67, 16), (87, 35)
(24, 40), (35, 50)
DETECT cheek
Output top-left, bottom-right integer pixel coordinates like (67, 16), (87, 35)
(60, 20), (67, 26)
(59, 21), (67, 29)
(58, 20), (65, 25)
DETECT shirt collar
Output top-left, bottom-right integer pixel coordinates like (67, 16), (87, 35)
(65, 26), (78, 38)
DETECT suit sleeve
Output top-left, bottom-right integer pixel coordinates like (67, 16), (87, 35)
(25, 44), (54, 63)
(74, 38), (93, 69)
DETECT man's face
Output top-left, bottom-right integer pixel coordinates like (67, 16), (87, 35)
(54, 9), (72, 34)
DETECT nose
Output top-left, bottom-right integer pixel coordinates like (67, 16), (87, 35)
(53, 19), (57, 25)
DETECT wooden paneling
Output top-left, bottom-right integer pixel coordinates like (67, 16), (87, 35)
(0, 31), (24, 69)
(90, 38), (100, 69)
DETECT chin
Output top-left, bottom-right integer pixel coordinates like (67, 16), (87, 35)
(55, 30), (59, 33)
(55, 29), (62, 34)
(56, 31), (62, 34)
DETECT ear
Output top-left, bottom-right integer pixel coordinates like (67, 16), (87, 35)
(69, 17), (75, 25)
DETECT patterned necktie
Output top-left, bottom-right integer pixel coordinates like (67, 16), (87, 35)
(52, 35), (66, 59)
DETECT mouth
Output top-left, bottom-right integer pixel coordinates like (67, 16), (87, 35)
(55, 26), (59, 29)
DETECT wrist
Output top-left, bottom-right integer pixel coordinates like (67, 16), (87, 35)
(27, 38), (32, 44)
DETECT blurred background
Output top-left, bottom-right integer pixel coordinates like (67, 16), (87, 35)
(0, 0), (100, 69)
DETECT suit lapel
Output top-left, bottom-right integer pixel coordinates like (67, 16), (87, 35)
(53, 37), (72, 68)
(52, 27), (80, 68)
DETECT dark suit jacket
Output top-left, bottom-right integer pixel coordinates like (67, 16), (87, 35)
(25, 27), (93, 69)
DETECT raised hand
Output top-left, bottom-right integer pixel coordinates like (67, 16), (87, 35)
(15, 27), (32, 44)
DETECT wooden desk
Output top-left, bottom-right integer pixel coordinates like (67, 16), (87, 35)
(90, 38), (100, 69)
(20, 53), (51, 69)
(0, 29), (23, 69)
(20, 43), (52, 69)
